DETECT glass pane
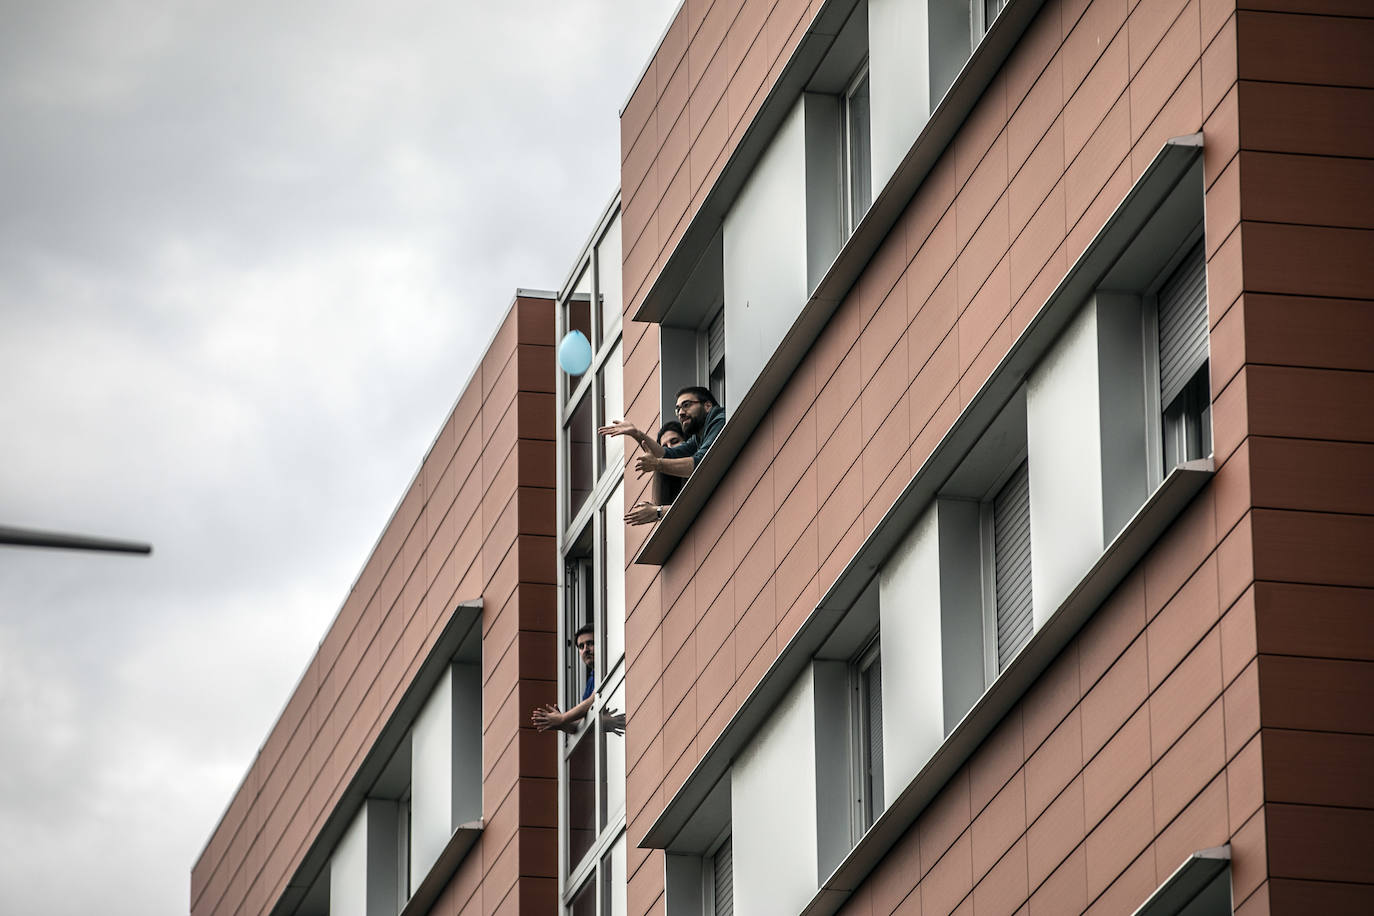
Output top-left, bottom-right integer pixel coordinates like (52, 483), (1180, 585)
(597, 214), (623, 343)
(601, 832), (627, 916)
(567, 729), (596, 870)
(600, 679), (627, 828)
(566, 554), (595, 708)
(847, 73), (872, 228)
(601, 480), (625, 672)
(598, 343), (624, 472)
(567, 395), (594, 519)
(569, 874), (596, 916)
(563, 265), (593, 392)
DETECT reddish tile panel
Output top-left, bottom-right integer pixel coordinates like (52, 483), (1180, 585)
(1083, 775), (1156, 901)
(1266, 803), (1374, 885)
(1270, 878), (1374, 915)
(1264, 729), (1374, 810)
(1127, 0), (1201, 145)
(1241, 151), (1374, 231)
(1237, 81), (1374, 159)
(1253, 582), (1374, 663)
(1241, 223), (1374, 301)
(1251, 508), (1374, 589)
(1237, 10), (1374, 88)
(1258, 655), (1374, 735)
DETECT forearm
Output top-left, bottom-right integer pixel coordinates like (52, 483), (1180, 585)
(634, 432), (665, 458)
(560, 693), (595, 731)
(657, 457), (695, 478)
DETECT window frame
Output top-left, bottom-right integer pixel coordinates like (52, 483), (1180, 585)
(1140, 228), (1209, 489)
(557, 201), (630, 916)
(841, 60), (872, 238)
(848, 636), (884, 839)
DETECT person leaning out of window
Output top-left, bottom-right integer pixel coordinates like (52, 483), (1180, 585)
(618, 422), (685, 525)
(598, 386), (726, 522)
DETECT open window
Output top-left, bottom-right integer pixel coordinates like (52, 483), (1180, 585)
(850, 638), (883, 834)
(843, 63), (873, 235)
(1154, 242), (1211, 475)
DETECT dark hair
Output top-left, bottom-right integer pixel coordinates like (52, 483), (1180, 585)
(675, 386), (717, 409)
(657, 421), (685, 442)
(573, 623), (594, 643)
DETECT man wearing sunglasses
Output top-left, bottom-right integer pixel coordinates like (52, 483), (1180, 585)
(598, 386), (725, 482)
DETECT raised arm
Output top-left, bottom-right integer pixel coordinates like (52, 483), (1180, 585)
(598, 419), (665, 458)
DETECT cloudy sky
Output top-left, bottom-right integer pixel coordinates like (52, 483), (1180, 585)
(0, 1), (677, 911)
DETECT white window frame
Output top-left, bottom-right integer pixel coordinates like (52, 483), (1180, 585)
(841, 61), (872, 237)
(557, 201), (630, 916)
(972, 0), (1008, 37)
(848, 637), (883, 839)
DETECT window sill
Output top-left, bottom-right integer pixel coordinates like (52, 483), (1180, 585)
(631, 0), (1050, 567)
(398, 821), (484, 916)
(640, 135), (1206, 853)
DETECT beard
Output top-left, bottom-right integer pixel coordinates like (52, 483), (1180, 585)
(681, 411), (702, 437)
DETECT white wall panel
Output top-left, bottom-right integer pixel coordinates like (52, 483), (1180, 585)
(723, 100), (809, 404)
(732, 669), (817, 916)
(329, 801), (399, 916)
(878, 506), (945, 801)
(411, 666), (453, 886)
(1027, 303), (1104, 622)
(330, 808), (369, 916)
(411, 662), (482, 890)
(869, 0), (931, 189)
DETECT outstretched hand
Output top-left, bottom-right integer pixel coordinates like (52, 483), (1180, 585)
(531, 703), (565, 732)
(597, 418), (640, 440)
(600, 706), (627, 736)
(625, 501), (659, 525)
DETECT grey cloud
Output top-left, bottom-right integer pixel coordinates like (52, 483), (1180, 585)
(0, 0), (678, 911)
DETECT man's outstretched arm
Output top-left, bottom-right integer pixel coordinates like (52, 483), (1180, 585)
(531, 693), (595, 733)
(598, 419), (665, 458)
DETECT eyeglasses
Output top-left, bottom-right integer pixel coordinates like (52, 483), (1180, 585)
(674, 399), (704, 414)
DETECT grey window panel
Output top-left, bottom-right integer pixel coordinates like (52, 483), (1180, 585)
(864, 657), (883, 818)
(993, 462), (1033, 671)
(1158, 243), (1208, 407)
(713, 836), (733, 916)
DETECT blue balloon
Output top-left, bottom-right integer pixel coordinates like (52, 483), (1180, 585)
(558, 329), (593, 376)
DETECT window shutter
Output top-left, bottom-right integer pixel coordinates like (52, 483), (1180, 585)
(1158, 243), (1209, 407)
(993, 461), (1033, 671)
(707, 309), (725, 369)
(713, 836), (733, 916)
(864, 657), (884, 814)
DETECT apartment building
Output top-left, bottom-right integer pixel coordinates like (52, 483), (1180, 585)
(196, 0), (1372, 914)
(191, 293), (566, 916)
(612, 0), (1372, 914)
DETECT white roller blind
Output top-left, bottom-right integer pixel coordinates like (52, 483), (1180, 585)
(1158, 243), (1209, 407)
(994, 461), (1034, 671)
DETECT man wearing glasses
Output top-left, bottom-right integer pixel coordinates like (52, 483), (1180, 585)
(598, 386), (725, 485)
